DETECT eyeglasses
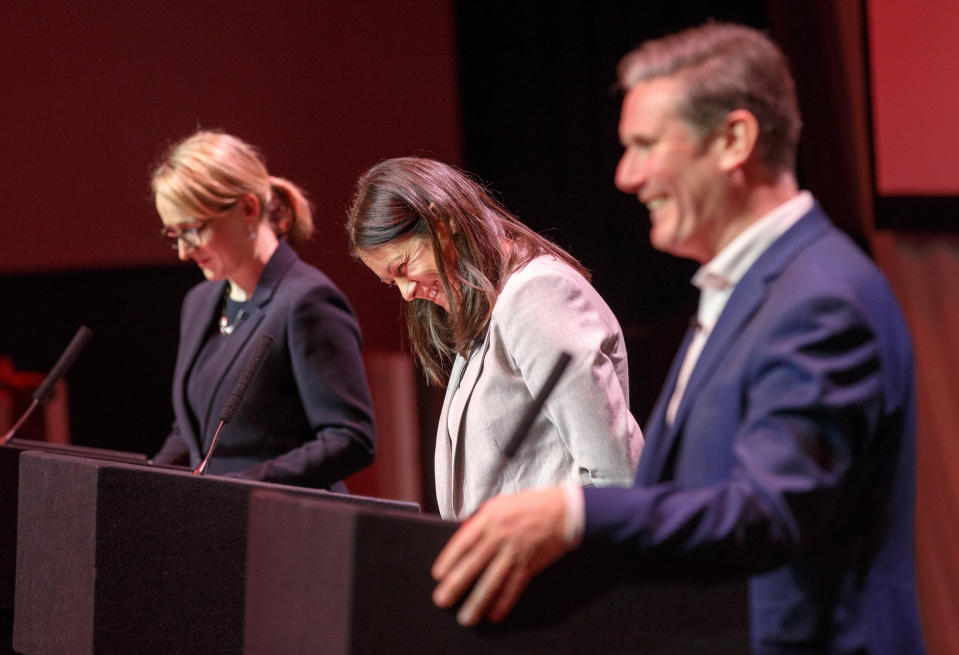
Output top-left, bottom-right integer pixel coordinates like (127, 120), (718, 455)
(159, 219), (214, 251)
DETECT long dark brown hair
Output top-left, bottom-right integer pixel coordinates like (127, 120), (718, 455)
(347, 157), (589, 386)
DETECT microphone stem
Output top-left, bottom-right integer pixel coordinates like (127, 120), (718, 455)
(0, 399), (40, 446)
(486, 352), (572, 484)
(193, 420), (226, 476)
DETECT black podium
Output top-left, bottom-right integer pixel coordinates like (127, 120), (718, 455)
(12, 450), (417, 654)
(1, 441), (150, 655)
(12, 448), (748, 654)
(0, 441), (147, 609)
(244, 490), (750, 654)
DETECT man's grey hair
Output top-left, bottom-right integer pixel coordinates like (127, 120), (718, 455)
(618, 22), (802, 173)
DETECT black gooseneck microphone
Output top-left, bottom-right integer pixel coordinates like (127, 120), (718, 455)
(193, 334), (273, 476)
(485, 352), (572, 486)
(503, 352), (572, 458)
(1, 326), (93, 446)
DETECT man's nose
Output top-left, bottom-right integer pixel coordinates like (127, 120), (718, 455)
(614, 150), (645, 194)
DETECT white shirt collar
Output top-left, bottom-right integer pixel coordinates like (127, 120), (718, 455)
(693, 191), (814, 292)
(690, 191), (814, 332)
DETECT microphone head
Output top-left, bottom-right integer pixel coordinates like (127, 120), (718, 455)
(218, 334), (273, 424)
(196, 333), (275, 475)
(32, 325), (94, 403)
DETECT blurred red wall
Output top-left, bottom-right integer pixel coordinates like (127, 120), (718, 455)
(0, 0), (462, 351)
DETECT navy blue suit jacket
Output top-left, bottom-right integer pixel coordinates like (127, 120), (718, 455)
(154, 241), (376, 488)
(583, 207), (924, 653)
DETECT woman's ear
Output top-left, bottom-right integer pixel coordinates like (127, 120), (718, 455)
(434, 220), (453, 246)
(238, 193), (261, 220)
(432, 221), (458, 268)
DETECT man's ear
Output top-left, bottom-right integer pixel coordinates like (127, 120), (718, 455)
(715, 109), (759, 172)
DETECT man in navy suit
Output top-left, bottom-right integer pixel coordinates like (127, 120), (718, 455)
(432, 22), (924, 653)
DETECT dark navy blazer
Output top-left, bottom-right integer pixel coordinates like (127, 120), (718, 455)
(583, 207), (924, 653)
(154, 241), (376, 488)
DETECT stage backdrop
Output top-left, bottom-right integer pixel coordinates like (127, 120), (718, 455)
(0, 0), (460, 473)
(0, 0), (462, 352)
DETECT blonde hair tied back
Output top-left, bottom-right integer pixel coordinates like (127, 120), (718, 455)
(151, 130), (314, 244)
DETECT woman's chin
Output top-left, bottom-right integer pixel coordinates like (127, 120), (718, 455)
(419, 297), (449, 313)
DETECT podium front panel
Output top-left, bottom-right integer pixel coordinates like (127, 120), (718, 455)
(0, 441), (147, 611)
(13, 450), (417, 655)
(244, 490), (750, 654)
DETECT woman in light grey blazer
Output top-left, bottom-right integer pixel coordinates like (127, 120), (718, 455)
(348, 157), (642, 519)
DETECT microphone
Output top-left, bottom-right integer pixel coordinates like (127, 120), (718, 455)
(503, 352), (572, 458)
(193, 334), (273, 476)
(482, 352), (571, 487)
(1, 326), (93, 446)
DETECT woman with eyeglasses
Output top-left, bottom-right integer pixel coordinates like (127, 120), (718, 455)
(150, 130), (375, 489)
(348, 157), (642, 519)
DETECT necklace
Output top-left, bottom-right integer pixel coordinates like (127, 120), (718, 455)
(219, 292), (249, 335)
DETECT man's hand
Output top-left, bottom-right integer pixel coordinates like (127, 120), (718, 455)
(431, 486), (570, 626)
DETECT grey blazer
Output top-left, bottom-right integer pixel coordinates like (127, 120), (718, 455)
(435, 256), (643, 519)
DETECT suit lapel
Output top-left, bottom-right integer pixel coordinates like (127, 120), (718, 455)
(449, 337), (489, 446)
(668, 271), (770, 435)
(434, 333), (491, 517)
(435, 355), (468, 518)
(176, 242), (298, 452)
(644, 207), (831, 482)
(199, 241), (295, 439)
(173, 281), (224, 453)
(636, 322), (697, 484)
(198, 307), (265, 447)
